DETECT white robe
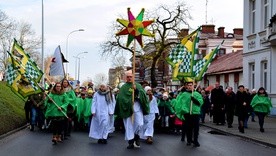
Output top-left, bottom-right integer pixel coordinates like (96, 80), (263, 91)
(140, 96), (159, 139)
(89, 92), (114, 139)
(123, 101), (144, 140)
(108, 97), (116, 134)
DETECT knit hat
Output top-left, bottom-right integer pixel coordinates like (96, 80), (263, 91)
(144, 86), (152, 92)
(87, 89), (93, 94)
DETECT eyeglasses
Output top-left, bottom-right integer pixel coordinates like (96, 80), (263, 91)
(127, 76), (132, 78)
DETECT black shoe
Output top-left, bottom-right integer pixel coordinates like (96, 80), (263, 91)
(260, 128), (264, 133)
(186, 142), (191, 146)
(193, 142), (200, 147)
(127, 144), (134, 149)
(134, 141), (140, 148)
(127, 139), (134, 149)
(252, 119), (256, 122)
(181, 137), (185, 142)
(134, 134), (140, 147)
(102, 139), (107, 144)
(239, 127), (244, 133)
(97, 139), (103, 144)
(228, 125), (233, 128)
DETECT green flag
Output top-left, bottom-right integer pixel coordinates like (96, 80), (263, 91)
(4, 39), (43, 98)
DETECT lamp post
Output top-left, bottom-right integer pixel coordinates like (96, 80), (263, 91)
(74, 52), (88, 81)
(41, 0), (45, 85)
(65, 29), (85, 78)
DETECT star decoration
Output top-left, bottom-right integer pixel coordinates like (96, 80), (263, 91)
(116, 8), (154, 48)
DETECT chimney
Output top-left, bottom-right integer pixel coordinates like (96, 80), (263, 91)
(218, 27), (225, 38)
(178, 28), (189, 38)
(233, 28), (243, 35)
(202, 24), (215, 33)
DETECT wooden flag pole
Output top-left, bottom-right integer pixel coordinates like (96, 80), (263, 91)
(190, 77), (195, 115)
(131, 40), (136, 123)
(132, 41), (136, 104)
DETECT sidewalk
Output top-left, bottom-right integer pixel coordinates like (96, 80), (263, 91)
(201, 115), (276, 148)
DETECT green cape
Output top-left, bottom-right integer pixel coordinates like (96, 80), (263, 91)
(115, 82), (149, 118)
(250, 94), (272, 114)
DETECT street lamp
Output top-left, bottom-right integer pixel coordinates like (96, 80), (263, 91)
(41, 0), (45, 85)
(65, 29), (85, 78)
(73, 52), (88, 81)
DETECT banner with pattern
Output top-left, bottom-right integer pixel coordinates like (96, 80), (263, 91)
(4, 39), (43, 98)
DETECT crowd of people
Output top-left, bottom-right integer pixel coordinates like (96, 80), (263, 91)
(24, 75), (272, 149)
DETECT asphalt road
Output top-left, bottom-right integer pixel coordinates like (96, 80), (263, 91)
(0, 126), (275, 156)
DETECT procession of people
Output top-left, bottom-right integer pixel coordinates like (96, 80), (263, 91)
(24, 75), (272, 149)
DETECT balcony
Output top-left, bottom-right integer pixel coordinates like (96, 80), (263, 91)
(268, 15), (276, 46)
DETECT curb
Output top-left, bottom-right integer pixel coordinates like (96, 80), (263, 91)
(201, 124), (276, 148)
(0, 125), (27, 140)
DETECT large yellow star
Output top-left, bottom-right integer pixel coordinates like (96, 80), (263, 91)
(116, 8), (154, 47)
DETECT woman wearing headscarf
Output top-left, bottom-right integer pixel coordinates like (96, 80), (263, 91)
(140, 86), (159, 144)
(250, 87), (272, 132)
(89, 84), (115, 144)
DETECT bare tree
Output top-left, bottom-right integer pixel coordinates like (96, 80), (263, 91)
(16, 21), (42, 65)
(0, 9), (42, 74)
(0, 10), (16, 73)
(109, 55), (127, 87)
(100, 1), (192, 87)
(93, 73), (108, 88)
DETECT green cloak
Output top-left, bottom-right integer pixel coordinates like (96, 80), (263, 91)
(65, 89), (77, 110)
(83, 97), (93, 124)
(44, 92), (69, 118)
(76, 97), (86, 122)
(174, 91), (203, 120)
(115, 82), (149, 118)
(250, 94), (272, 114)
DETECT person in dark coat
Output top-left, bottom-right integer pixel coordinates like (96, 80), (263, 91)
(225, 87), (236, 128)
(235, 85), (250, 133)
(200, 90), (211, 123)
(211, 82), (226, 125)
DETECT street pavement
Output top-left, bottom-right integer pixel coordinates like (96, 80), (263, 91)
(201, 115), (276, 148)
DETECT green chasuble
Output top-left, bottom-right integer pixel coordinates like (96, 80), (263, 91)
(250, 94), (272, 114)
(65, 89), (77, 111)
(44, 92), (69, 118)
(83, 97), (93, 124)
(174, 91), (203, 120)
(76, 97), (85, 122)
(115, 82), (149, 118)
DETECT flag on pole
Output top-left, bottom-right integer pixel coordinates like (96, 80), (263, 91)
(166, 27), (200, 68)
(173, 27), (201, 79)
(193, 42), (222, 81)
(49, 46), (66, 77)
(4, 39), (43, 98)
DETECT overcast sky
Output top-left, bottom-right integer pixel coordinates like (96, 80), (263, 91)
(0, 0), (243, 83)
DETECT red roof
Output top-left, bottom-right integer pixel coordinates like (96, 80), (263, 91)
(206, 50), (243, 75)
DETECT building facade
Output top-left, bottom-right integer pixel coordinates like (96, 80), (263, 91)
(243, 0), (276, 114)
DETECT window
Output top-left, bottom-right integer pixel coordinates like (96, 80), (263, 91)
(250, 0), (256, 33)
(261, 61), (268, 90)
(249, 63), (255, 89)
(218, 48), (226, 56)
(201, 50), (206, 57)
(263, 0), (269, 29)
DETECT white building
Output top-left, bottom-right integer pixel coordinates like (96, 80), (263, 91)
(243, 0), (276, 114)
